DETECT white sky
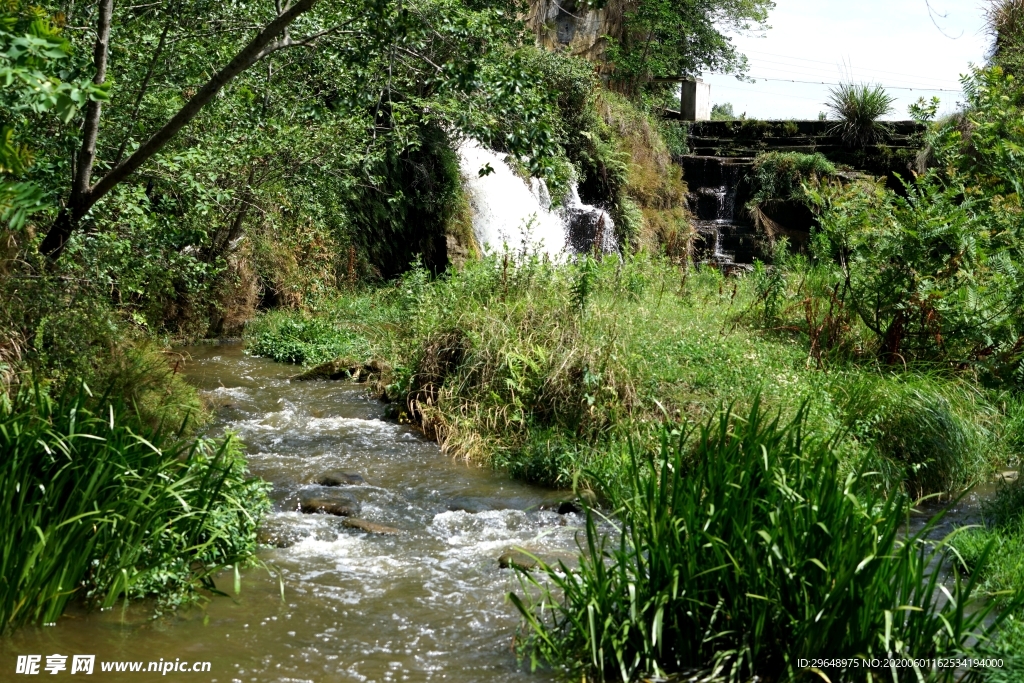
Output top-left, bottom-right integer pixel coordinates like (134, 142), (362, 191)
(701, 0), (992, 120)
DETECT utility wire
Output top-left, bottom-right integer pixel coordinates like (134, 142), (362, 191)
(743, 56), (963, 87)
(711, 83), (834, 103)
(747, 62), (961, 87)
(741, 48), (969, 84)
(744, 75), (961, 92)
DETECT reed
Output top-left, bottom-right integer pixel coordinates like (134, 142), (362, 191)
(510, 400), (1018, 682)
(0, 381), (268, 632)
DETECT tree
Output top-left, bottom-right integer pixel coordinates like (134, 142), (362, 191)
(710, 102), (735, 120)
(39, 0), (324, 260)
(1, 2), (106, 230)
(608, 0), (775, 91)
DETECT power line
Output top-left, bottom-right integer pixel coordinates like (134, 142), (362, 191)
(747, 63), (960, 89)
(744, 56), (962, 87)
(744, 75), (961, 93)
(741, 48), (969, 84)
(710, 83), (832, 103)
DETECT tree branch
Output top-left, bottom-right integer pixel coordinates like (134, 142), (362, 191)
(90, 0), (319, 203)
(113, 3), (174, 166)
(72, 0), (114, 202)
(40, 0), (321, 259)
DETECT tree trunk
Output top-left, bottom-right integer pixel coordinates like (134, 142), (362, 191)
(39, 0), (115, 260)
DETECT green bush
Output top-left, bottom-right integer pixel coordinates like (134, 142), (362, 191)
(837, 373), (996, 496)
(804, 67), (1024, 377)
(0, 382), (269, 631)
(747, 151), (837, 208)
(511, 401), (1016, 682)
(245, 311), (373, 366)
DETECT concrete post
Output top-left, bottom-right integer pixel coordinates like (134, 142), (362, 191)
(681, 79), (711, 121)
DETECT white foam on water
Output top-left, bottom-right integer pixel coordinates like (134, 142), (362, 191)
(458, 140), (568, 256)
(203, 386), (249, 399)
(458, 139), (618, 257)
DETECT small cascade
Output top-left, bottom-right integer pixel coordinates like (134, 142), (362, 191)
(458, 140), (617, 257)
(563, 184), (618, 254)
(680, 155), (758, 268)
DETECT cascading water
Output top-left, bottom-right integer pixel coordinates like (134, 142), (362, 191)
(679, 155), (758, 267)
(458, 140), (617, 257)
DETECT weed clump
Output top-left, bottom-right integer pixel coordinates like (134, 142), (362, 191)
(0, 382), (269, 632)
(837, 374), (995, 496)
(511, 402), (1016, 682)
(825, 82), (896, 148)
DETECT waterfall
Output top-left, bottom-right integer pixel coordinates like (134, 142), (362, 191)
(679, 155), (757, 267)
(458, 140), (617, 257)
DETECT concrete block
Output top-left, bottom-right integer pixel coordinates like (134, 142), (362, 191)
(681, 79), (711, 121)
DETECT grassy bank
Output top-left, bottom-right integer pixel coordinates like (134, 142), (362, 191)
(245, 253), (1017, 497)
(0, 350), (269, 632)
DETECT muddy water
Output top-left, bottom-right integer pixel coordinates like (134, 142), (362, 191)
(1, 345), (582, 682)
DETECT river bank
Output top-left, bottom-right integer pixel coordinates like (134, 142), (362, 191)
(246, 253), (1021, 498)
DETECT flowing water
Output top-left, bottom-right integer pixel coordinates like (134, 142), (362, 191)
(1, 345), (584, 682)
(679, 155), (758, 268)
(459, 140), (616, 257)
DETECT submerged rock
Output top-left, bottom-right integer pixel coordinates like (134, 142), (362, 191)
(557, 500), (584, 515)
(498, 551), (537, 572)
(446, 496), (494, 514)
(342, 518), (401, 535)
(316, 472), (366, 487)
(257, 525), (302, 548)
(293, 359), (356, 381)
(298, 490), (359, 517)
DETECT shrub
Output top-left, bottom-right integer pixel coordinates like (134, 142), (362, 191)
(245, 311), (372, 366)
(747, 151), (837, 208)
(825, 82), (895, 148)
(511, 401), (1014, 682)
(807, 165), (1024, 371)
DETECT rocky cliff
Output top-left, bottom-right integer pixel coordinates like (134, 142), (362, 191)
(526, 0), (627, 66)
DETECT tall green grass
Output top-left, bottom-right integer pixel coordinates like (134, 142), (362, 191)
(244, 254), (1009, 497)
(510, 401), (1017, 682)
(825, 82), (895, 148)
(0, 382), (269, 632)
(836, 373), (996, 496)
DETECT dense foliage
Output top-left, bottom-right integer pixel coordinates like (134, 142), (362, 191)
(804, 67), (1024, 376)
(511, 403), (1016, 682)
(608, 0), (774, 90)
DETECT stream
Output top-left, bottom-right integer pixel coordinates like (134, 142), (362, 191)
(1, 345), (1011, 682)
(1, 345), (583, 682)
